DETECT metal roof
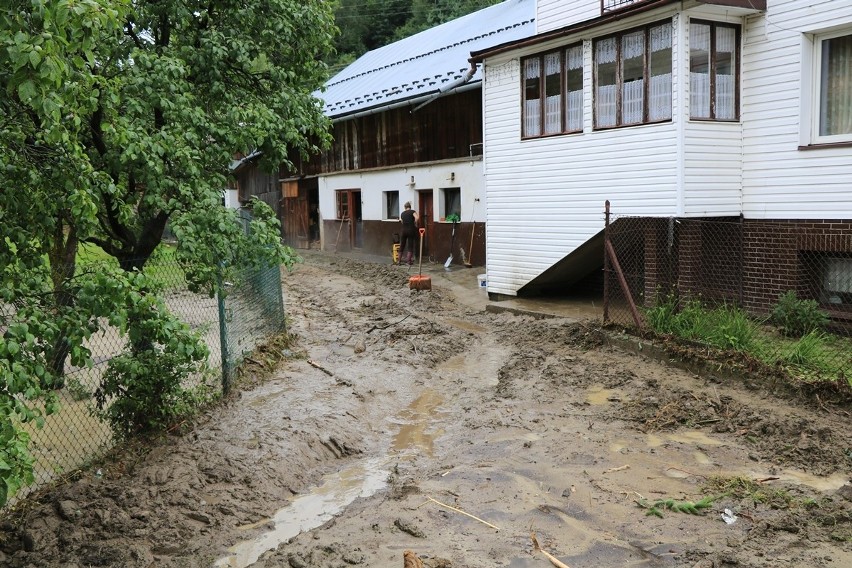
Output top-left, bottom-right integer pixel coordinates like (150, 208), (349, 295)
(319, 0), (535, 120)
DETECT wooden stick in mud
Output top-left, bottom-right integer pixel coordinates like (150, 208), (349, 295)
(307, 359), (334, 376)
(403, 550), (424, 568)
(425, 496), (500, 531)
(531, 532), (572, 568)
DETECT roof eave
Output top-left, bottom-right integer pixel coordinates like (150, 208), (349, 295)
(470, 0), (765, 62)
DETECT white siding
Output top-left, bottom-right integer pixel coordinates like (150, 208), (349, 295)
(683, 122), (742, 216)
(741, 0), (852, 219)
(536, 0), (599, 34)
(483, 48), (678, 296)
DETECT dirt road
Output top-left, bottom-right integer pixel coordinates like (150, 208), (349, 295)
(2, 252), (851, 567)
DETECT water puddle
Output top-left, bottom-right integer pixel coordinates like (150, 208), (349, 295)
(445, 318), (487, 333)
(665, 430), (724, 446)
(645, 433), (664, 447)
(215, 388), (450, 567)
(390, 389), (447, 457)
(751, 468), (849, 492)
(692, 450), (713, 466)
(587, 386), (620, 405)
(213, 457), (388, 568)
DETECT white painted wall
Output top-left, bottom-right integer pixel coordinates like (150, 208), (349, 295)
(741, 0), (852, 219)
(317, 158), (486, 226)
(223, 189), (240, 210)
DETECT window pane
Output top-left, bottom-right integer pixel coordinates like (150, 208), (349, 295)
(385, 191), (399, 219)
(566, 45), (583, 131)
(819, 33), (852, 136)
(690, 23), (711, 119)
(622, 30), (645, 124)
(544, 52), (562, 134)
(595, 37), (617, 128)
(523, 58), (542, 137)
(715, 26), (736, 120)
(443, 188), (461, 219)
(649, 23), (673, 121)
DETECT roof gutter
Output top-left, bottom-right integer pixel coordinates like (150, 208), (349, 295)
(330, 76), (480, 123)
(411, 62), (478, 112)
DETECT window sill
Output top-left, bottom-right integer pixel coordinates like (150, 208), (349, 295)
(798, 141), (852, 151)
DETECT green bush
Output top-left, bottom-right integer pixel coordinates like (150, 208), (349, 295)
(770, 291), (829, 337)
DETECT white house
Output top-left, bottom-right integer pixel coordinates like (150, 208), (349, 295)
(297, 0), (536, 264)
(471, 0), (852, 318)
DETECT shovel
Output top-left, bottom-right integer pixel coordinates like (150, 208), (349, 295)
(444, 220), (457, 269)
(409, 228), (431, 290)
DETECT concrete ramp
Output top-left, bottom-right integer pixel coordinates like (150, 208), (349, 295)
(517, 230), (604, 297)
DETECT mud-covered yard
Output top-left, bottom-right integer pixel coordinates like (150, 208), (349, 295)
(2, 252), (851, 567)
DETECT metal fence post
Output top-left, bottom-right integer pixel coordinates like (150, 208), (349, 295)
(216, 265), (231, 395)
(603, 200), (610, 323)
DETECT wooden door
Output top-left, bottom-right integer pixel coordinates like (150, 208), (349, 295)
(418, 190), (433, 260)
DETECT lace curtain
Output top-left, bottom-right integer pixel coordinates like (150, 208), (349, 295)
(649, 24), (672, 121)
(715, 26), (736, 120)
(566, 45), (583, 131)
(820, 33), (852, 136)
(690, 23), (711, 118)
(523, 58), (541, 137)
(544, 52), (562, 134)
(595, 38), (617, 127)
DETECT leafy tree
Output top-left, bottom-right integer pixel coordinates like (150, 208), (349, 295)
(0, 0), (335, 505)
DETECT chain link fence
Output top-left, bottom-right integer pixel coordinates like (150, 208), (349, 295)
(7, 252), (286, 506)
(602, 203), (852, 389)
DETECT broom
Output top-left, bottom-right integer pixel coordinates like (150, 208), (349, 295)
(464, 221), (475, 268)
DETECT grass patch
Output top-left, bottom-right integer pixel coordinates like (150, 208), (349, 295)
(701, 475), (829, 511)
(643, 295), (851, 391)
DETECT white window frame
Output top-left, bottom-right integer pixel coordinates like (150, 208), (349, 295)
(440, 187), (461, 221)
(809, 28), (852, 145)
(383, 190), (399, 220)
(593, 20), (674, 129)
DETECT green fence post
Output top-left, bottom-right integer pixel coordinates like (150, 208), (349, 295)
(217, 265), (231, 395)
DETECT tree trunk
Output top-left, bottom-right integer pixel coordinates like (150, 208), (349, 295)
(46, 220), (79, 388)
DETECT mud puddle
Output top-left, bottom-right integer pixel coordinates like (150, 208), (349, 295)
(214, 456), (389, 568)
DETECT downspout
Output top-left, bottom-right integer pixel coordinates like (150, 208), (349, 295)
(411, 62), (478, 112)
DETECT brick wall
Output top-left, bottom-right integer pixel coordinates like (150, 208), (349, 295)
(742, 219), (852, 315)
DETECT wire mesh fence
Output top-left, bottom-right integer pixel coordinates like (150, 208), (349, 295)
(5, 252), (286, 506)
(603, 205), (852, 389)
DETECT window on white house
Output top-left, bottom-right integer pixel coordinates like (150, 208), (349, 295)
(690, 21), (739, 121)
(442, 188), (461, 220)
(817, 32), (852, 140)
(384, 191), (399, 220)
(522, 44), (584, 138)
(594, 21), (673, 128)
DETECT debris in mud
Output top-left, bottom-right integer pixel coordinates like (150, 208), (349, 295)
(403, 549), (453, 568)
(422, 496), (500, 530)
(531, 532), (572, 568)
(635, 495), (716, 518)
(721, 508), (738, 524)
(394, 518), (426, 538)
(404, 549), (424, 568)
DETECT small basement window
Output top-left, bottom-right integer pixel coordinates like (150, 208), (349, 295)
(824, 257), (852, 305)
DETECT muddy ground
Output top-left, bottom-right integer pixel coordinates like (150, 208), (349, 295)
(2, 251), (851, 568)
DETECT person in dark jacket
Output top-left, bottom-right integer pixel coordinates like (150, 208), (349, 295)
(399, 201), (419, 266)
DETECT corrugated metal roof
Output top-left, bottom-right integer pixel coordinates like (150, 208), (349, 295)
(319, 0), (535, 119)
